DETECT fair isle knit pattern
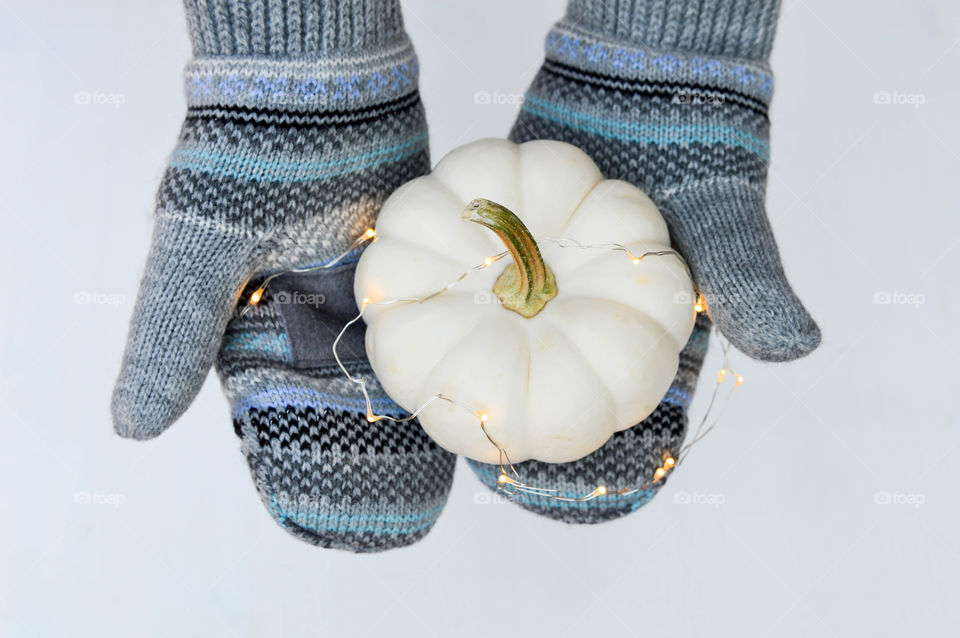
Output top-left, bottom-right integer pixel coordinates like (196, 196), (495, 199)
(185, 50), (420, 111)
(511, 0), (820, 363)
(219, 284), (455, 550)
(113, 0), (455, 552)
(469, 314), (710, 524)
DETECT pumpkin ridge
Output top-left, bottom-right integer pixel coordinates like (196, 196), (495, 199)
(375, 234), (471, 281)
(557, 238), (692, 341)
(412, 306), (492, 411)
(420, 171), (471, 210)
(543, 297), (681, 435)
(554, 178), (603, 236)
(378, 175), (503, 265)
(370, 296), (486, 410)
(526, 314), (616, 461)
(556, 294), (683, 359)
(431, 138), (524, 226)
(519, 322), (534, 458)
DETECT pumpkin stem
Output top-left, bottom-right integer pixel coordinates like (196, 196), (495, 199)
(463, 198), (557, 318)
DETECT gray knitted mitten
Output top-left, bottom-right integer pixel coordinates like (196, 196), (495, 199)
(470, 0), (818, 523)
(113, 0), (455, 551)
(515, 0), (818, 361)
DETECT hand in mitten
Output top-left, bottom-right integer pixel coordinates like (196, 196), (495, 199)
(113, 0), (455, 551)
(470, 0), (818, 522)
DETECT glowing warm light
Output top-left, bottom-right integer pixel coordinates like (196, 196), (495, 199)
(239, 231), (736, 506)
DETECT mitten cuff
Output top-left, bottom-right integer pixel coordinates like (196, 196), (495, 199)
(544, 0), (779, 104)
(181, 0), (418, 112)
(562, 0), (780, 61)
(184, 0), (408, 58)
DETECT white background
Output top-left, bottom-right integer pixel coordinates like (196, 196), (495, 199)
(2, 0), (958, 636)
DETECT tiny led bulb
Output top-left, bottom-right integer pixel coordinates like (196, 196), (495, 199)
(249, 288), (264, 305)
(480, 413), (489, 423)
(664, 457), (675, 468)
(654, 467), (666, 479)
(735, 374), (744, 386)
(361, 297), (371, 310)
(364, 228), (376, 239)
(632, 257), (641, 265)
(366, 412), (377, 423)
(484, 257), (493, 266)
(717, 368), (728, 384)
(596, 485), (607, 496)
(694, 293), (705, 313)
(497, 474), (514, 486)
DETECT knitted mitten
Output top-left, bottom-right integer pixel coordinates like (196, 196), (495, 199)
(112, 0), (455, 551)
(470, 0), (818, 522)
(512, 0), (818, 361)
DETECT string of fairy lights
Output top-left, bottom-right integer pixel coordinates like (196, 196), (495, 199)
(244, 224), (742, 503)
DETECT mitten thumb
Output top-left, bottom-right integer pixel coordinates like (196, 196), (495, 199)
(657, 181), (820, 362)
(112, 211), (254, 439)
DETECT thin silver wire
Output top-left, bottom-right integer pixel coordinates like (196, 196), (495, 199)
(247, 232), (739, 503)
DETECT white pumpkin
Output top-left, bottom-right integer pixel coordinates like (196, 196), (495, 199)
(354, 139), (695, 464)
